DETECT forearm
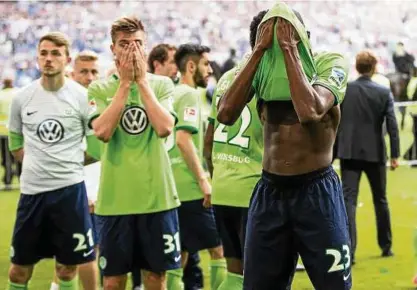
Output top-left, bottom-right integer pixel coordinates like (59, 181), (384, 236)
(203, 123), (214, 178)
(137, 80), (174, 138)
(92, 82), (130, 142)
(12, 148), (24, 163)
(282, 45), (327, 123)
(178, 135), (207, 184)
(218, 49), (264, 125)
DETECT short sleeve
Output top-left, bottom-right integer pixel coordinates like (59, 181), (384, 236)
(175, 90), (199, 134)
(312, 53), (349, 105)
(87, 82), (108, 127)
(7, 95), (24, 151)
(156, 77), (177, 121)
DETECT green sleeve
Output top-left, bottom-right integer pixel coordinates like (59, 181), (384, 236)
(175, 90), (199, 134)
(86, 135), (102, 160)
(312, 53), (349, 105)
(8, 131), (23, 151)
(87, 82), (108, 126)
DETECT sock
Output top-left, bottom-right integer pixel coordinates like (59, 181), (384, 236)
(6, 281), (27, 290)
(210, 259), (227, 290)
(166, 268), (184, 290)
(58, 278), (78, 290)
(218, 272), (244, 290)
(50, 282), (59, 290)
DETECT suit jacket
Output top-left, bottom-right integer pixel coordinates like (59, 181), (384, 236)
(336, 76), (400, 163)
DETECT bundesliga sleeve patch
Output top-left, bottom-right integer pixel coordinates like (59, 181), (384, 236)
(328, 67), (346, 89)
(183, 107), (197, 122)
(88, 99), (97, 116)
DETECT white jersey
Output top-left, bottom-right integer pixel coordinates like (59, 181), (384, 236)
(84, 161), (101, 203)
(8, 78), (91, 194)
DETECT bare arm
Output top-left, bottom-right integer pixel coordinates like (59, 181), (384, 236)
(137, 79), (174, 138)
(203, 122), (214, 178)
(91, 82), (130, 142)
(11, 148), (24, 163)
(218, 19), (275, 126)
(278, 19), (335, 124)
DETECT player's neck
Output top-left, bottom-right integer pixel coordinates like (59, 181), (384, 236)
(41, 73), (66, 92)
(180, 74), (196, 88)
(360, 73), (373, 78)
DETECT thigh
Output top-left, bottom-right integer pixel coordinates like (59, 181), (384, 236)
(364, 163), (387, 203)
(293, 172), (352, 290)
(137, 208), (181, 272)
(178, 200), (221, 253)
(11, 193), (46, 265)
(214, 205), (245, 260)
(48, 182), (96, 266)
(96, 214), (134, 276)
(340, 160), (362, 203)
(243, 179), (297, 290)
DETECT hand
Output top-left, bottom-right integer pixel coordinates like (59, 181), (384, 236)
(88, 199), (95, 213)
(390, 158), (399, 170)
(133, 42), (147, 82)
(254, 18), (275, 52)
(199, 177), (212, 208)
(116, 43), (135, 83)
(276, 18), (300, 49)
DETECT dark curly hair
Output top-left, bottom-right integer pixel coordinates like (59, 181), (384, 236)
(174, 43), (211, 73)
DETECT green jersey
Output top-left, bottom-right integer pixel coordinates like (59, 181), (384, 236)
(253, 2), (316, 102)
(88, 73), (180, 215)
(167, 84), (204, 202)
(209, 67), (263, 208)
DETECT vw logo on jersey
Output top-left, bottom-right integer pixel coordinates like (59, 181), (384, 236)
(37, 119), (65, 144)
(120, 105), (148, 135)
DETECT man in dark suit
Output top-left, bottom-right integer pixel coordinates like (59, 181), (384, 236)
(336, 50), (400, 264)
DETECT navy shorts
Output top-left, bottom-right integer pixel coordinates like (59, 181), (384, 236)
(90, 213), (99, 246)
(214, 205), (248, 260)
(11, 181), (95, 266)
(96, 208), (181, 276)
(244, 167), (352, 290)
(178, 199), (221, 253)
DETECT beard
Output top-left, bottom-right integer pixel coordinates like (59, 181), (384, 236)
(194, 69), (207, 88)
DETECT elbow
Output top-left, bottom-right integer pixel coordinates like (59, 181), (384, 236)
(156, 127), (172, 138)
(217, 106), (238, 126)
(298, 111), (322, 125)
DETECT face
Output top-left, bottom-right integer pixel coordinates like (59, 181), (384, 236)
(72, 60), (99, 88)
(37, 40), (71, 77)
(155, 49), (178, 80)
(194, 52), (213, 88)
(111, 30), (146, 64)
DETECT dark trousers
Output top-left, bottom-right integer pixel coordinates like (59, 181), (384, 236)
(0, 136), (21, 186)
(340, 159), (392, 260)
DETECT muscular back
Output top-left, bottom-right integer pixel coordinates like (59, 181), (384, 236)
(262, 101), (340, 175)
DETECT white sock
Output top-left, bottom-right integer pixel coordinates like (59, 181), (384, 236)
(50, 282), (59, 290)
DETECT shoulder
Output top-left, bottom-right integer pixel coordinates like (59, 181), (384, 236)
(88, 75), (118, 98)
(174, 84), (197, 101)
(214, 67), (238, 97)
(66, 78), (87, 97)
(14, 79), (41, 102)
(146, 73), (173, 89)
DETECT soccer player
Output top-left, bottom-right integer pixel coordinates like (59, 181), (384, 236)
(165, 44), (226, 290)
(49, 50), (101, 290)
(204, 11), (266, 290)
(218, 3), (351, 290)
(88, 16), (180, 290)
(148, 43), (204, 290)
(6, 32), (95, 290)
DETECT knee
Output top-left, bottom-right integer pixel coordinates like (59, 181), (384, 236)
(55, 264), (77, 281)
(209, 246), (224, 260)
(143, 271), (166, 288)
(104, 276), (125, 290)
(8, 264), (32, 284)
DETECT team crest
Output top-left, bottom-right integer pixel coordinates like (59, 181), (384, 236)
(37, 119), (65, 144)
(328, 67), (346, 89)
(120, 105), (148, 135)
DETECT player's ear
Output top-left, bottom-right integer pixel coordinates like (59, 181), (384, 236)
(153, 60), (160, 71)
(187, 60), (195, 74)
(110, 43), (115, 57)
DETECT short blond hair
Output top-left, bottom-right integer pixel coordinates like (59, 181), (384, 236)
(38, 32), (71, 56)
(111, 16), (145, 43)
(356, 50), (378, 74)
(74, 50), (98, 63)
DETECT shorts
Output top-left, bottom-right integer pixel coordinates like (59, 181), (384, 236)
(244, 166), (352, 290)
(178, 199), (221, 253)
(214, 205), (248, 260)
(90, 213), (99, 246)
(11, 181), (95, 266)
(96, 208), (181, 276)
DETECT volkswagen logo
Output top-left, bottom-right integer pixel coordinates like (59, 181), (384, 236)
(37, 119), (65, 144)
(120, 106), (148, 135)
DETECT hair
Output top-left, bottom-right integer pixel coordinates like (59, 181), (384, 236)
(111, 16), (145, 43)
(174, 44), (211, 73)
(38, 32), (71, 56)
(147, 44), (177, 73)
(356, 50), (378, 74)
(249, 10), (268, 49)
(74, 50), (98, 63)
(2, 78), (13, 89)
